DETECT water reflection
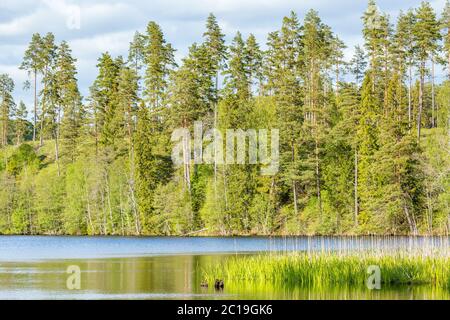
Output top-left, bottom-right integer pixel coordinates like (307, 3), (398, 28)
(0, 254), (448, 300)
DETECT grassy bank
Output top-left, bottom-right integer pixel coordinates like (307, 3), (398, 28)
(203, 252), (450, 289)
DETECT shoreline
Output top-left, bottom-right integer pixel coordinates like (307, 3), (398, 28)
(1, 234), (450, 238)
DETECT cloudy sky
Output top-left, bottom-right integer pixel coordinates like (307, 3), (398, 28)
(0, 0), (447, 110)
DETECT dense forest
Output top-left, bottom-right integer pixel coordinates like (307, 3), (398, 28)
(0, 0), (449, 236)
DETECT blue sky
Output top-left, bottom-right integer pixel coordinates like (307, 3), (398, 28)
(0, 0), (447, 110)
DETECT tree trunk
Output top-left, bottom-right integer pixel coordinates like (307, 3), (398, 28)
(293, 180), (298, 216)
(94, 107), (99, 157)
(126, 106), (140, 235)
(39, 115), (44, 147)
(370, 58), (375, 92)
(383, 45), (389, 112)
(431, 57), (436, 128)
(335, 64), (339, 94)
(33, 70), (37, 142)
(100, 190), (107, 235)
(85, 186), (95, 234)
(119, 185), (125, 236)
(183, 119), (191, 192)
(448, 30), (450, 79)
(291, 143), (298, 216)
(354, 148), (359, 227)
(55, 108), (61, 177)
(55, 131), (60, 176)
(315, 139), (322, 217)
(126, 175), (141, 235)
(40, 70), (48, 148)
(426, 190), (433, 235)
(1, 107), (5, 146)
(1, 112), (5, 147)
(214, 72), (218, 195)
(417, 63), (425, 143)
(105, 172), (114, 234)
(403, 204), (415, 235)
(408, 65), (412, 130)
(223, 165), (229, 211)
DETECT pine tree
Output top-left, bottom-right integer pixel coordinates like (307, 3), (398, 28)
(244, 34), (263, 94)
(134, 101), (172, 234)
(168, 44), (210, 193)
(362, 0), (384, 86)
(375, 70), (423, 234)
(20, 33), (43, 142)
(144, 22), (176, 109)
(300, 10), (336, 221)
(442, 0), (450, 78)
(357, 72), (380, 231)
(321, 83), (360, 231)
(349, 45), (368, 85)
(330, 35), (347, 92)
(38, 33), (57, 147)
(380, 14), (394, 110)
(89, 53), (122, 147)
(332, 83), (361, 228)
(412, 2), (440, 142)
(116, 67), (139, 151)
(115, 67), (141, 234)
(55, 41), (83, 164)
(395, 10), (416, 128)
(128, 31), (147, 74)
(223, 32), (251, 100)
(363, 1), (393, 108)
(203, 13), (227, 103)
(0, 74), (15, 147)
(265, 11), (303, 217)
(15, 101), (28, 145)
(219, 32), (261, 233)
(202, 13), (227, 195)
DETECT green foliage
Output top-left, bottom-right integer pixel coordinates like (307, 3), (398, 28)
(437, 81), (450, 130)
(0, 74), (15, 147)
(443, 1), (450, 77)
(34, 164), (65, 233)
(90, 53), (123, 146)
(6, 144), (39, 176)
(0, 3), (449, 236)
(135, 103), (172, 234)
(63, 161), (88, 235)
(152, 180), (193, 235)
(55, 41), (83, 162)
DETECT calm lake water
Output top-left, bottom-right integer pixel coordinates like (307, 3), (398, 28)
(0, 236), (449, 300)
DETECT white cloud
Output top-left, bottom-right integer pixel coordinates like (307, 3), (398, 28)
(0, 10), (42, 36)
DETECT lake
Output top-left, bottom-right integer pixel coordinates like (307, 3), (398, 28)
(0, 236), (449, 300)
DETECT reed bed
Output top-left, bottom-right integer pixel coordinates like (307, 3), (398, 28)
(203, 249), (450, 289)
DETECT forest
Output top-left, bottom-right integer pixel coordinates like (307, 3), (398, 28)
(0, 0), (449, 236)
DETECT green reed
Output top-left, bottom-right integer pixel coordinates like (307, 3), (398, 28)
(203, 251), (450, 289)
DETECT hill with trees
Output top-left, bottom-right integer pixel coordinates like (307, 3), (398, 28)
(0, 1), (449, 236)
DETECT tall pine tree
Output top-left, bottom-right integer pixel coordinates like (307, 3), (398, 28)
(20, 33), (43, 142)
(412, 2), (440, 141)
